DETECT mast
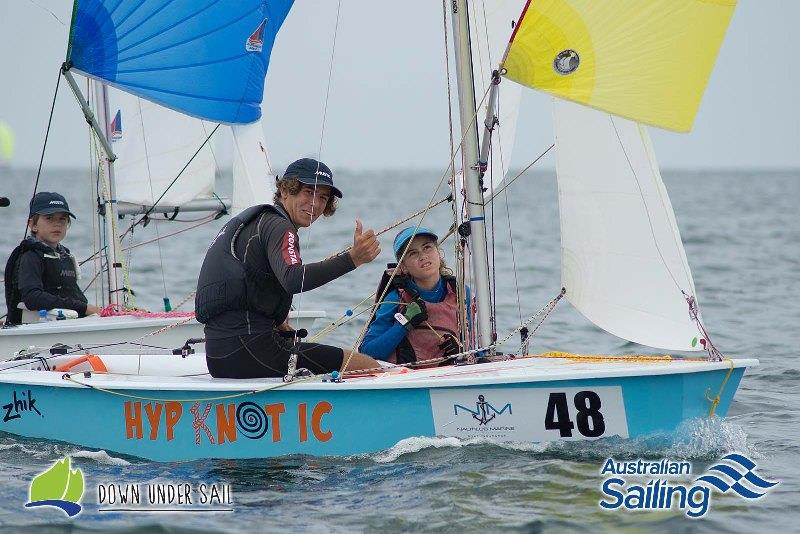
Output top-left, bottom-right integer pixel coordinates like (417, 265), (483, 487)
(450, 0), (494, 349)
(92, 81), (123, 306)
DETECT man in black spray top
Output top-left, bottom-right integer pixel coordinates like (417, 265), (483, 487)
(196, 158), (382, 378)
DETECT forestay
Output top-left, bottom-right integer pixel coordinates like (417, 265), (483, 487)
(554, 99), (701, 351)
(467, 1), (525, 192)
(502, 0), (736, 132)
(67, 0), (295, 124)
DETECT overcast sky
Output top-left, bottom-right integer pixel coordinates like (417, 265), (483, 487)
(0, 0), (798, 173)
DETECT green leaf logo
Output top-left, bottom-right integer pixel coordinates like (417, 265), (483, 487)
(25, 457), (84, 517)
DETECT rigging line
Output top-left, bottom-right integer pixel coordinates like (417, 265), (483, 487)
(325, 195), (451, 258)
(124, 123), (221, 237)
(341, 82), (496, 372)
(24, 68), (62, 241)
(87, 87), (102, 306)
(486, 143), (554, 203)
(503, 169), (523, 324)
(137, 98), (169, 301)
(488, 144), (498, 334)
(294, 0), (344, 323)
(442, 0), (468, 346)
(26, 0), (66, 25)
(122, 215), (216, 252)
(610, 117), (685, 294)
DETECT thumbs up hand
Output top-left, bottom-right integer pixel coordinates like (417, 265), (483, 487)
(350, 219), (380, 267)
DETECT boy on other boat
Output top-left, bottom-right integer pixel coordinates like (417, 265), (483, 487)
(360, 226), (471, 366)
(3, 192), (101, 325)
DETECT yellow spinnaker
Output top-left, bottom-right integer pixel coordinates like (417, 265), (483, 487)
(501, 0), (736, 132)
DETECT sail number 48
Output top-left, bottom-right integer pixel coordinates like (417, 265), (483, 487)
(544, 391), (605, 438)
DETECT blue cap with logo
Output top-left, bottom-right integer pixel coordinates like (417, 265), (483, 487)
(282, 158), (342, 199)
(29, 192), (76, 219)
(393, 226), (439, 259)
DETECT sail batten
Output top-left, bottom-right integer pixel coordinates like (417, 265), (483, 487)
(503, 0), (736, 132)
(68, 0), (294, 124)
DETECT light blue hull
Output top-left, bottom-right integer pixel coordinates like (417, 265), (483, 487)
(0, 363), (747, 461)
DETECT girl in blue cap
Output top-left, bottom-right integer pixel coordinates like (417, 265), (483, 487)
(360, 226), (471, 366)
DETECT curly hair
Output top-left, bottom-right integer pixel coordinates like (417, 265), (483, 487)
(273, 178), (338, 217)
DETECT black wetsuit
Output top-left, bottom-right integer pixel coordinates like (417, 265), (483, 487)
(197, 203), (355, 378)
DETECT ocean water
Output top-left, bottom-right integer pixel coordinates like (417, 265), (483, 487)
(0, 168), (798, 532)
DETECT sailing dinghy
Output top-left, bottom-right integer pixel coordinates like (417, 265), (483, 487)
(0, 6), (323, 356)
(0, 0), (757, 461)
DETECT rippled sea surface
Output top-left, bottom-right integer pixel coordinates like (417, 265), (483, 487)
(0, 168), (798, 532)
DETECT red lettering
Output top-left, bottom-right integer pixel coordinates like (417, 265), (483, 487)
(165, 401), (182, 441)
(311, 401), (333, 442)
(124, 401), (142, 440)
(264, 403), (285, 442)
(144, 403), (163, 441)
(216, 404), (237, 444)
(298, 403), (308, 443)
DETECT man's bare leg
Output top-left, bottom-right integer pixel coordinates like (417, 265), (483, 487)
(340, 351), (382, 373)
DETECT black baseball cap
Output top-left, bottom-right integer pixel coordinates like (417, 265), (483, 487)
(29, 192), (76, 218)
(282, 158), (342, 198)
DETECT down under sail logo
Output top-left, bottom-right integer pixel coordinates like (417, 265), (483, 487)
(245, 19), (268, 52)
(25, 457), (85, 517)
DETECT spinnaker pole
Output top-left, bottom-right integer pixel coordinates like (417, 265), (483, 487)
(450, 0), (494, 348)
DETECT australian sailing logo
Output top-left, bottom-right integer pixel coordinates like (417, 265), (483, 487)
(599, 453), (778, 518)
(245, 19), (267, 52)
(25, 457), (85, 517)
(453, 394), (513, 431)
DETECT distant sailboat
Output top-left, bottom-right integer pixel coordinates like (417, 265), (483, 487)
(0, 0), (758, 461)
(0, 120), (14, 168)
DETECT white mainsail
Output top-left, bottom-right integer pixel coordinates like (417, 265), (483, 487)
(554, 99), (702, 351)
(231, 119), (275, 216)
(107, 90), (217, 207)
(468, 0), (524, 192)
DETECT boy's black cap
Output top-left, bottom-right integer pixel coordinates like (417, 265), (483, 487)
(29, 192), (76, 219)
(281, 158), (342, 198)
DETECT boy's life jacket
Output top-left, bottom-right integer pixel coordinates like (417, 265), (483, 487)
(4, 237), (83, 325)
(369, 263), (461, 365)
(195, 204), (292, 325)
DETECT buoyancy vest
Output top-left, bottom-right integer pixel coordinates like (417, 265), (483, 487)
(385, 275), (460, 366)
(195, 204), (292, 324)
(4, 237), (81, 325)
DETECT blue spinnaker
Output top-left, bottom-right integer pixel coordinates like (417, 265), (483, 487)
(67, 0), (294, 124)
